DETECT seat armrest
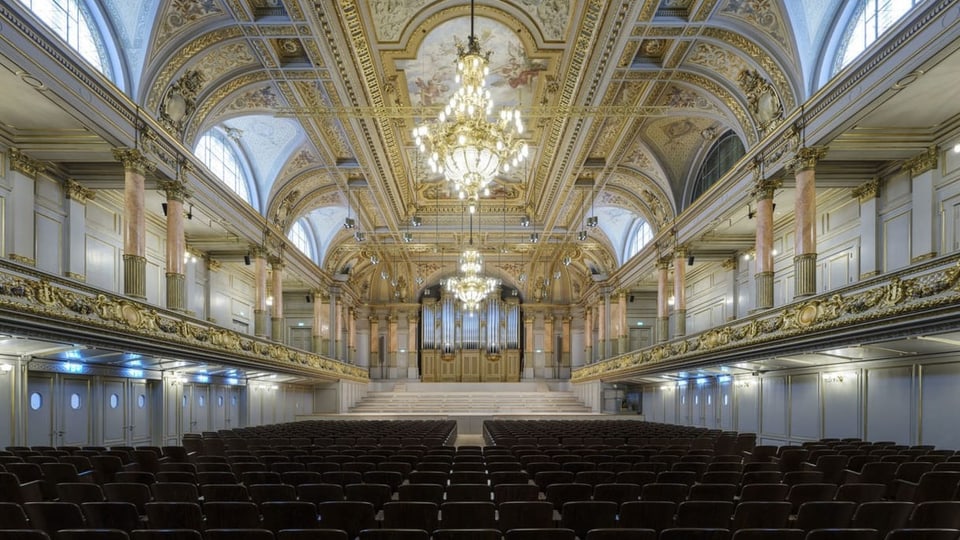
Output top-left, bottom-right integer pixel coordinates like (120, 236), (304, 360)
(801, 462), (817, 471)
(77, 469), (96, 483)
(892, 478), (918, 501)
(19, 480), (44, 502)
(841, 469), (862, 484)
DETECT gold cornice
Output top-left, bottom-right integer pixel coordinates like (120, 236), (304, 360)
(573, 256), (960, 383)
(9, 148), (45, 178)
(902, 146), (938, 176)
(751, 177), (781, 201)
(158, 180), (190, 202)
(65, 179), (95, 203)
(0, 265), (368, 382)
(112, 148), (156, 175)
(852, 177), (881, 202)
(788, 146), (829, 172)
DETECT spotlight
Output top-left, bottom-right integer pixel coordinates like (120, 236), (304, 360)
(161, 203), (168, 216)
(520, 215), (531, 227)
(578, 230), (588, 241)
(403, 232), (414, 243)
(529, 233), (539, 243)
(688, 255), (695, 266)
(562, 256), (571, 266)
(370, 255), (379, 264)
(586, 216), (598, 228)
(243, 253), (251, 266)
(411, 215), (422, 227)
(354, 231), (365, 242)
(343, 217), (356, 229)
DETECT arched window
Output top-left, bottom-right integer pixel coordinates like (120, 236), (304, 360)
(690, 131), (744, 204)
(21, 0), (113, 79)
(835, 0), (921, 74)
(195, 130), (252, 203)
(287, 219), (314, 261)
(626, 220), (653, 260)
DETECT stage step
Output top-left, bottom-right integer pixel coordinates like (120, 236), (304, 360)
(347, 387), (593, 415)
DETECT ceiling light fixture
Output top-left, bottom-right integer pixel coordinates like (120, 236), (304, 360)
(446, 204), (499, 311)
(412, 0), (528, 213)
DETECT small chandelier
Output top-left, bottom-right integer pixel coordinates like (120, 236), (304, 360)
(412, 0), (528, 213)
(446, 209), (499, 311)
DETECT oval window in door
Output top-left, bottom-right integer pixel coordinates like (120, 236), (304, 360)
(70, 393), (82, 410)
(218, 395), (224, 407)
(198, 395), (205, 408)
(29, 392), (42, 410)
(138, 394), (146, 408)
(109, 394), (120, 409)
(231, 395), (238, 406)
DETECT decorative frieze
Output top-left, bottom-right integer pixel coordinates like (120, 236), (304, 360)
(902, 146), (938, 176)
(112, 148), (155, 175)
(788, 146), (829, 172)
(852, 177), (881, 202)
(65, 179), (95, 203)
(9, 148), (45, 178)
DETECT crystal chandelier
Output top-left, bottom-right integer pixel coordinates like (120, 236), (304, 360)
(446, 210), (499, 311)
(412, 0), (528, 213)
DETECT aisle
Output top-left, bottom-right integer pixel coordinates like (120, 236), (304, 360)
(454, 433), (485, 447)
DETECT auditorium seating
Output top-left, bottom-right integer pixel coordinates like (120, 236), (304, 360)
(3, 420), (960, 540)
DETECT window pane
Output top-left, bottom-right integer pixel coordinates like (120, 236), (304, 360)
(287, 220), (313, 259)
(195, 132), (252, 203)
(836, 0), (920, 73)
(691, 131), (744, 204)
(21, 0), (112, 78)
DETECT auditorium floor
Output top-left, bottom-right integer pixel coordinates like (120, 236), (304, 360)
(454, 433), (485, 447)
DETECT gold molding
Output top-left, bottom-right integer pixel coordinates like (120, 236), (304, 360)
(751, 178), (781, 201)
(852, 177), (881, 202)
(112, 148), (155, 175)
(912, 252), (937, 263)
(158, 180), (190, 202)
(8, 148), (45, 178)
(573, 257), (960, 383)
(788, 146), (829, 172)
(64, 272), (86, 282)
(65, 179), (95, 203)
(8, 254), (36, 266)
(902, 146), (938, 176)
(0, 266), (368, 382)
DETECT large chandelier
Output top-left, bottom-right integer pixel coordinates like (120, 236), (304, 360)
(412, 0), (528, 213)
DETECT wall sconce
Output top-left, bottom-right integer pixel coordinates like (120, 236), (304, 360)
(266, 295), (274, 307)
(0, 364), (13, 373)
(667, 295), (675, 306)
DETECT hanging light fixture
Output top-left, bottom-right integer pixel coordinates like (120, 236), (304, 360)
(412, 0), (528, 213)
(446, 205), (499, 311)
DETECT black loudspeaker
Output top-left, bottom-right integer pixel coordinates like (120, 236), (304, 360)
(688, 255), (695, 266)
(243, 253), (251, 266)
(629, 295), (635, 302)
(305, 295), (312, 303)
(161, 203), (168, 216)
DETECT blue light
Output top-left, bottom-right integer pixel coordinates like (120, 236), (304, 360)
(718, 375), (731, 383)
(63, 349), (83, 361)
(63, 362), (84, 373)
(126, 359), (142, 367)
(696, 377), (707, 385)
(125, 369), (144, 378)
(226, 378), (238, 385)
(196, 374), (210, 383)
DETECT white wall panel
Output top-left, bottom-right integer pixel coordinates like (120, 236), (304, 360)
(866, 366), (913, 444)
(823, 371), (861, 438)
(920, 363), (960, 449)
(85, 236), (118, 291)
(735, 379), (759, 433)
(35, 213), (62, 274)
(719, 379), (734, 429)
(761, 376), (787, 438)
(883, 210), (912, 272)
(789, 374), (820, 440)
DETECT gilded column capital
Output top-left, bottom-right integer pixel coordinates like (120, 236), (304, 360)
(207, 259), (222, 272)
(721, 257), (738, 271)
(852, 177), (881, 202)
(751, 177), (782, 201)
(657, 259), (671, 270)
(9, 148), (46, 178)
(249, 245), (267, 258)
(673, 245), (688, 259)
(268, 256), (284, 269)
(65, 179), (95, 203)
(788, 146), (829, 172)
(902, 146), (938, 176)
(112, 148), (155, 175)
(159, 180), (190, 202)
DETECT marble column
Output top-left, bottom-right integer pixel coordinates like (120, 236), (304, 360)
(753, 177), (779, 310)
(113, 148), (153, 299)
(598, 296), (608, 360)
(348, 307), (357, 364)
(673, 247), (687, 338)
(337, 301), (347, 361)
(904, 146), (939, 263)
(311, 290), (325, 354)
(163, 181), (188, 312)
(270, 257), (284, 341)
(583, 305), (593, 364)
(853, 178), (882, 279)
(63, 179), (94, 281)
(561, 315), (571, 373)
(387, 313), (398, 378)
(327, 290), (339, 358)
(657, 260), (670, 342)
(369, 315), (380, 377)
(523, 315), (534, 379)
(407, 314), (418, 378)
(617, 291), (628, 355)
(7, 149), (44, 266)
(544, 315), (555, 378)
(252, 246), (268, 338)
(790, 146), (828, 298)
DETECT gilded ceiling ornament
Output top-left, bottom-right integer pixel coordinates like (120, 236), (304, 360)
(159, 70), (205, 136)
(902, 146), (939, 176)
(65, 179), (95, 203)
(738, 69), (783, 133)
(852, 177), (882, 202)
(8, 148), (45, 178)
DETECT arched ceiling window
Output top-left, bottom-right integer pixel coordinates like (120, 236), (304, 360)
(20, 0), (114, 81)
(835, 0), (922, 74)
(287, 219), (315, 262)
(625, 220), (654, 261)
(690, 131), (745, 205)
(195, 129), (253, 205)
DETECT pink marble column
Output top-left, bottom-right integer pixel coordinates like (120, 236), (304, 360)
(597, 299), (606, 359)
(584, 306), (594, 363)
(253, 247), (268, 337)
(792, 147), (828, 298)
(369, 315), (380, 376)
(163, 182), (187, 311)
(753, 178), (779, 310)
(113, 149), (153, 299)
(270, 257), (284, 341)
(561, 315), (571, 371)
(312, 290), (324, 353)
(618, 291), (628, 354)
(673, 248), (687, 337)
(657, 260), (670, 342)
